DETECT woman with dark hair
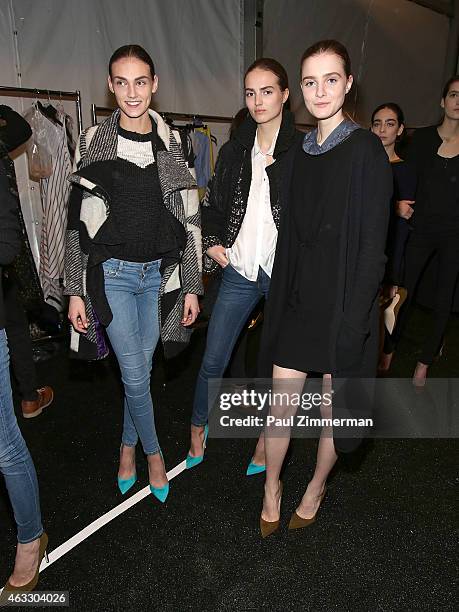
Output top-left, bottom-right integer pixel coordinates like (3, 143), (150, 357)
(385, 76), (459, 385)
(371, 103), (417, 369)
(185, 58), (302, 470)
(65, 44), (203, 502)
(256, 40), (391, 536)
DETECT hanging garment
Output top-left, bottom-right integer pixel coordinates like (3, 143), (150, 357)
(192, 126), (215, 200)
(37, 108), (73, 312)
(37, 101), (76, 159)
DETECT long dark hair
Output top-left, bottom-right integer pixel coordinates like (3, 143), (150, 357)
(371, 102), (405, 127)
(229, 107), (249, 139)
(109, 45), (155, 78)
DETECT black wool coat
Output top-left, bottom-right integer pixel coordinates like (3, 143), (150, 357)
(259, 129), (392, 453)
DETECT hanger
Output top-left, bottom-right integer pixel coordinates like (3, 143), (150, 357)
(37, 90), (62, 127)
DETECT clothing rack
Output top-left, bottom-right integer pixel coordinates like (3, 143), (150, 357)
(0, 86), (83, 135)
(90, 104), (233, 127)
(91, 104), (315, 133)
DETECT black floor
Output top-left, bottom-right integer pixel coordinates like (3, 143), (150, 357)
(0, 306), (458, 611)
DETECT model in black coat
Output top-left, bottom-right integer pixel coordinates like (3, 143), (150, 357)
(258, 41), (392, 538)
(260, 128), (391, 379)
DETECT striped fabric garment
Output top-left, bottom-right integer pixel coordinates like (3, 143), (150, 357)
(39, 116), (72, 311)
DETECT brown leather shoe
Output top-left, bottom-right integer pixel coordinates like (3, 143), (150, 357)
(21, 387), (54, 418)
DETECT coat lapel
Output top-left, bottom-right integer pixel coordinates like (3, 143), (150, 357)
(156, 149), (196, 200)
(80, 111), (119, 167)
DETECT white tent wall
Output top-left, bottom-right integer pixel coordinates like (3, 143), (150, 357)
(3, 0), (244, 126)
(263, 0), (450, 127)
(0, 0), (244, 271)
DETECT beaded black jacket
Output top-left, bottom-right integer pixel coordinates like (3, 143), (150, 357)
(201, 109), (303, 273)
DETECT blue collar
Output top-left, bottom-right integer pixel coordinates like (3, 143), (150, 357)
(303, 119), (360, 155)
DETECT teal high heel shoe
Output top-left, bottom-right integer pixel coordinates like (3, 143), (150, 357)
(246, 459), (266, 476)
(118, 474), (137, 494)
(150, 450), (169, 503)
(150, 482), (169, 503)
(186, 424), (209, 469)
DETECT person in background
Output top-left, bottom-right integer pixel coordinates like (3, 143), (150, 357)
(0, 139), (48, 598)
(0, 105), (53, 418)
(370, 102), (416, 371)
(385, 76), (459, 385)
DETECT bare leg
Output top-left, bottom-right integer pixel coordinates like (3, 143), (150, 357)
(413, 361), (428, 387)
(296, 374), (337, 519)
(189, 424), (206, 457)
(147, 452), (168, 488)
(251, 431), (265, 466)
(261, 365), (307, 522)
(118, 443), (136, 480)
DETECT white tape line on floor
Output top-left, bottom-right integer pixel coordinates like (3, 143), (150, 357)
(38, 459), (187, 572)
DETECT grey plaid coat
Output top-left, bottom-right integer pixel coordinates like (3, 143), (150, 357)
(63, 109), (203, 359)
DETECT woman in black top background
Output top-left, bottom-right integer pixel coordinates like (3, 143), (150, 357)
(387, 76), (459, 385)
(370, 103), (417, 370)
(258, 40), (391, 537)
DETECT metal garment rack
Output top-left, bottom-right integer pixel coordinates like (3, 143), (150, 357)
(0, 86), (83, 134)
(91, 104), (314, 132)
(91, 104), (233, 127)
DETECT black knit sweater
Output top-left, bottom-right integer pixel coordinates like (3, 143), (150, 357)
(107, 122), (174, 262)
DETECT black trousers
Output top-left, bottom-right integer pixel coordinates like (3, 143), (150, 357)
(3, 274), (38, 401)
(392, 234), (459, 364)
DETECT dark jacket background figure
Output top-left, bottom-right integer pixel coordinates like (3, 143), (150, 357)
(0, 168), (21, 328)
(0, 106), (44, 312)
(259, 129), (392, 452)
(201, 109), (303, 275)
(404, 126), (459, 313)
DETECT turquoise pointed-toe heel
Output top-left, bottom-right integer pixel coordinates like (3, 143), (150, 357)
(186, 424), (209, 470)
(117, 474), (137, 494)
(246, 459), (266, 476)
(150, 482), (169, 503)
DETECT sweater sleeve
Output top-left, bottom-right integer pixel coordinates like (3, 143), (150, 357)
(345, 146), (392, 332)
(201, 144), (230, 273)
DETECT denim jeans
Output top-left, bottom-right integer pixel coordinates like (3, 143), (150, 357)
(0, 329), (43, 543)
(103, 258), (161, 455)
(191, 265), (270, 426)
